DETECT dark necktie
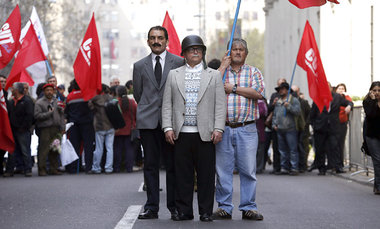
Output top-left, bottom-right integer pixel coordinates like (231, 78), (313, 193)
(155, 55), (162, 86)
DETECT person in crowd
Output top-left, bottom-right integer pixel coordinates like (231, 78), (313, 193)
(36, 83), (46, 99)
(110, 76), (120, 87)
(162, 35), (226, 222)
(363, 81), (380, 194)
(207, 58), (221, 70)
(47, 75), (65, 102)
(213, 38), (265, 221)
(256, 99), (268, 174)
(3, 83), (34, 177)
(88, 84), (114, 174)
(0, 75), (8, 175)
(335, 83), (352, 168)
(291, 85), (311, 172)
(113, 86), (137, 173)
(272, 82), (301, 175)
(309, 82), (353, 175)
(267, 78), (287, 174)
(109, 85), (118, 98)
(57, 84), (66, 100)
(65, 79), (95, 174)
(133, 26), (183, 220)
(34, 83), (65, 176)
(125, 80), (133, 95)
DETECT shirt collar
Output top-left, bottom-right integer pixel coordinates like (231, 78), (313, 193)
(185, 62), (203, 73)
(152, 50), (167, 62)
(228, 64), (246, 74)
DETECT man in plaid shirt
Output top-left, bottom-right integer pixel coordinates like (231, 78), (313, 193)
(213, 38), (265, 221)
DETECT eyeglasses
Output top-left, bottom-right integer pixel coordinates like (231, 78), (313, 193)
(187, 47), (203, 53)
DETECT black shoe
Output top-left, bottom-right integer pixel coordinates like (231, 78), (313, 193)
(242, 210), (264, 220)
(308, 164), (317, 172)
(170, 209), (179, 220)
(289, 170), (299, 176)
(24, 170), (32, 177)
(374, 187), (380, 195)
(335, 168), (346, 174)
(318, 170), (326, 176)
(212, 208), (232, 220)
(172, 213), (194, 221)
(3, 172), (14, 177)
(138, 209), (158, 219)
(200, 213), (213, 222)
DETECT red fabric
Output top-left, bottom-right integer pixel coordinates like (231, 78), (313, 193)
(19, 70), (35, 86)
(73, 13), (101, 101)
(296, 21), (332, 113)
(5, 23), (46, 90)
(162, 11), (181, 57)
(339, 94), (352, 123)
(115, 97), (137, 136)
(289, 0), (339, 9)
(0, 85), (14, 153)
(0, 5), (21, 69)
(110, 39), (116, 59)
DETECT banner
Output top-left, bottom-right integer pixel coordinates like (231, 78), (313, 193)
(0, 5), (21, 69)
(73, 13), (102, 101)
(0, 84), (14, 153)
(289, 0), (339, 9)
(162, 11), (181, 57)
(296, 21), (332, 113)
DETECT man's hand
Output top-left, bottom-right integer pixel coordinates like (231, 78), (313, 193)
(165, 130), (175, 145)
(344, 105), (351, 114)
(211, 131), (223, 144)
(283, 101), (289, 108)
(218, 51), (231, 74)
(273, 125), (278, 131)
(224, 83), (234, 94)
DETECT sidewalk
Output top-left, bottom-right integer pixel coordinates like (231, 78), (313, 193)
(333, 166), (374, 187)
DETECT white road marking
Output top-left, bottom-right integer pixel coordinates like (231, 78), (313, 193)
(138, 182), (144, 192)
(114, 205), (142, 229)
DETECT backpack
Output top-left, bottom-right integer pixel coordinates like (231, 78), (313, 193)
(104, 99), (125, 129)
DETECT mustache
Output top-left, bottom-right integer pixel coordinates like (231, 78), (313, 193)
(152, 43), (161, 47)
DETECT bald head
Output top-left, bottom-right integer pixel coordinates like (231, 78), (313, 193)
(277, 78), (286, 86)
(291, 85), (300, 96)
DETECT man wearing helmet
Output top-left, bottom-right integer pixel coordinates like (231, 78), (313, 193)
(162, 35), (226, 222)
(133, 26), (183, 220)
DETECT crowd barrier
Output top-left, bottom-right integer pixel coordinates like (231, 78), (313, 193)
(347, 106), (374, 183)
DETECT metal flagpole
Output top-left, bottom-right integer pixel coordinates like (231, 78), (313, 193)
(222, 0), (242, 83)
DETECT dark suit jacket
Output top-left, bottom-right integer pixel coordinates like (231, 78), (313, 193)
(310, 92), (353, 133)
(133, 51), (183, 129)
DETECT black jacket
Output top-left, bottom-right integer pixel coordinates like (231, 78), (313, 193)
(363, 97), (380, 139)
(8, 95), (34, 132)
(310, 92), (353, 133)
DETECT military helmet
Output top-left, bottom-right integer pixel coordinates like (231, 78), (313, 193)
(181, 35), (207, 56)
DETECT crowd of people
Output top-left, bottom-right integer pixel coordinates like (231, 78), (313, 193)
(1, 25), (379, 224)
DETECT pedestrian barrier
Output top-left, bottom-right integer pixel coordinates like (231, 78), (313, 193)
(348, 106), (374, 183)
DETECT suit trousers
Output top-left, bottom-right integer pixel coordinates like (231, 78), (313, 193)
(174, 133), (215, 216)
(314, 130), (340, 171)
(140, 125), (175, 213)
(38, 126), (60, 174)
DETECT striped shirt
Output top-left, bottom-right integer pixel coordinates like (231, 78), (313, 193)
(225, 64), (265, 123)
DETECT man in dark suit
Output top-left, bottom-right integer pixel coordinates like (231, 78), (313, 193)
(133, 26), (184, 220)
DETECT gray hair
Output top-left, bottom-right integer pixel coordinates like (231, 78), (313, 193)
(13, 82), (25, 94)
(227, 38), (249, 54)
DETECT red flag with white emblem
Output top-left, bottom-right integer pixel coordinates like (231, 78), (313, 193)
(0, 84), (14, 153)
(0, 5), (21, 69)
(296, 21), (332, 113)
(162, 11), (181, 57)
(5, 23), (46, 90)
(73, 13), (101, 101)
(289, 0), (339, 9)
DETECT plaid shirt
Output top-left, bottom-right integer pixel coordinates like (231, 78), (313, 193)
(225, 64), (265, 123)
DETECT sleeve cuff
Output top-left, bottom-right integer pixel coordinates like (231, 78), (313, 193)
(215, 128), (224, 133)
(164, 127), (173, 133)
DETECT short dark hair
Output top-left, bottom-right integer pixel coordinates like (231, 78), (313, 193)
(336, 83), (347, 92)
(13, 82), (25, 95)
(148, 26), (168, 40)
(207, 59), (221, 70)
(125, 80), (133, 89)
(0, 74), (6, 79)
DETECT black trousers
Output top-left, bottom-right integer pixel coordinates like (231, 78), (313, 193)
(66, 122), (95, 173)
(271, 130), (281, 172)
(174, 133), (215, 216)
(140, 125), (175, 213)
(314, 131), (340, 171)
(337, 122), (348, 168)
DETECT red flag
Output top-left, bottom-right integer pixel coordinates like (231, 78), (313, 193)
(289, 0), (339, 9)
(73, 13), (101, 101)
(296, 21), (332, 113)
(5, 23), (46, 90)
(19, 70), (35, 86)
(0, 84), (14, 153)
(162, 11), (181, 57)
(0, 5), (21, 69)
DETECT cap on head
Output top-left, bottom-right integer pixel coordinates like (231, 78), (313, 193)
(57, 84), (65, 90)
(42, 83), (55, 90)
(181, 35), (206, 56)
(275, 82), (290, 92)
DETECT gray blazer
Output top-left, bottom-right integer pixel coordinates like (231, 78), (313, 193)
(162, 65), (227, 142)
(133, 52), (183, 129)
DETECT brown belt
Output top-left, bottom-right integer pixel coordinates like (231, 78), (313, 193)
(225, 120), (255, 128)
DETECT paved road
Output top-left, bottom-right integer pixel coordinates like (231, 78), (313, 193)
(1, 168), (379, 229)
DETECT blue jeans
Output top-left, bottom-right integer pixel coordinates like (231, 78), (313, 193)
(277, 129), (299, 171)
(92, 129), (115, 173)
(215, 123), (258, 214)
(6, 130), (32, 172)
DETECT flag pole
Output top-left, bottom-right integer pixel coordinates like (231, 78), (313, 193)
(222, 0), (242, 83)
(284, 56), (297, 116)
